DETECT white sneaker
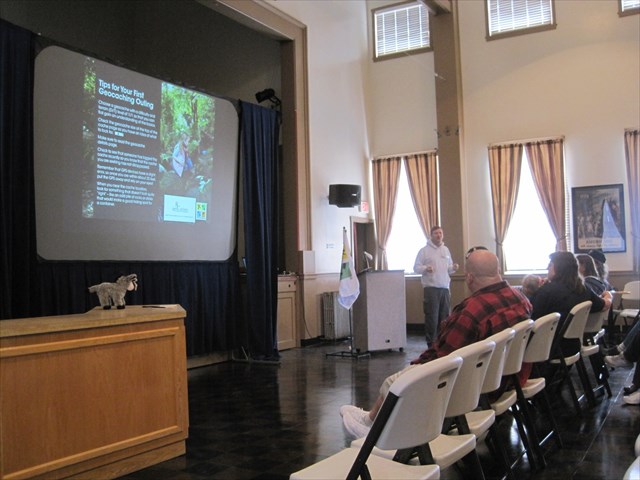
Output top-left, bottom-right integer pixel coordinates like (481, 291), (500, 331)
(624, 390), (640, 405)
(340, 404), (363, 417)
(342, 408), (372, 438)
(604, 354), (633, 369)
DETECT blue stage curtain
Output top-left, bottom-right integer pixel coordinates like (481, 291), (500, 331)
(0, 19), (241, 357)
(240, 101), (280, 360)
(0, 19), (37, 319)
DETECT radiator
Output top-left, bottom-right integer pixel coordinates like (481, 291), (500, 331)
(321, 291), (351, 339)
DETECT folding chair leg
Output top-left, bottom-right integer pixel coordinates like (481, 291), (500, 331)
(538, 388), (563, 449)
(514, 393), (547, 469)
(589, 353), (612, 397)
(486, 423), (514, 479)
(576, 358), (597, 408)
(557, 361), (583, 415)
(461, 451), (486, 480)
(511, 405), (541, 471)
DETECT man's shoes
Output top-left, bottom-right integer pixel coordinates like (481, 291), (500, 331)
(341, 407), (372, 438)
(624, 390), (640, 405)
(340, 404), (363, 418)
(604, 354), (633, 369)
(624, 384), (638, 396)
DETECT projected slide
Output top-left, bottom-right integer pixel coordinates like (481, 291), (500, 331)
(34, 46), (239, 261)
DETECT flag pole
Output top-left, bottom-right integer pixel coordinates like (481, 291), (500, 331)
(326, 227), (369, 359)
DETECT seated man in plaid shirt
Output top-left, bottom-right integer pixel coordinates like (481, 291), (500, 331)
(340, 247), (533, 438)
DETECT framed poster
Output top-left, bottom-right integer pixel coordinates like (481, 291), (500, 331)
(572, 184), (626, 253)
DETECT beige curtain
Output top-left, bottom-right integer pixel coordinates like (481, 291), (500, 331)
(624, 129), (640, 272)
(488, 144), (523, 271)
(525, 138), (567, 251)
(372, 157), (401, 270)
(404, 151), (439, 239)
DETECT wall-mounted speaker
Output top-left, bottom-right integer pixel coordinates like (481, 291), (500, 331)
(329, 184), (361, 208)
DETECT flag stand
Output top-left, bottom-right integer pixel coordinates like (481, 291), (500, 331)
(326, 226), (368, 359)
(325, 308), (370, 359)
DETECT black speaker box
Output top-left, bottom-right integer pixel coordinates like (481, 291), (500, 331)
(329, 184), (361, 208)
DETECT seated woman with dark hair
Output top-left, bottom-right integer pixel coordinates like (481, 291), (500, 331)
(532, 251), (612, 357)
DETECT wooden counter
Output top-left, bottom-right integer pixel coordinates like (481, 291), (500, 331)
(0, 305), (189, 480)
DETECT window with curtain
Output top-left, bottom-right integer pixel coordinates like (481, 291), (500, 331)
(620, 0), (640, 15)
(373, 1), (431, 61)
(486, 0), (556, 40)
(386, 162), (427, 272)
(502, 150), (557, 272)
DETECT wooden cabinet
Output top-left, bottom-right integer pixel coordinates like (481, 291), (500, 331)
(0, 305), (188, 480)
(277, 275), (298, 351)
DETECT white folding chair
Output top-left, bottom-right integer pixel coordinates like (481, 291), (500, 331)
(614, 281), (640, 329)
(290, 355), (463, 480)
(352, 339), (497, 479)
(511, 312), (562, 469)
(461, 328), (516, 476)
(465, 322), (536, 475)
(482, 320), (536, 470)
(429, 339), (496, 480)
(581, 308), (612, 399)
(548, 301), (593, 413)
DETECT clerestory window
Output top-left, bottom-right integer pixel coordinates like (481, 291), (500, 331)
(373, 1), (431, 61)
(486, 0), (556, 40)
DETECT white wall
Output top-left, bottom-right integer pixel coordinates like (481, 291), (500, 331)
(265, 1), (373, 273)
(366, 1), (439, 158)
(266, 0), (439, 274)
(458, 0), (640, 273)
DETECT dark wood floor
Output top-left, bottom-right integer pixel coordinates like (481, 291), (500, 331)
(120, 332), (638, 480)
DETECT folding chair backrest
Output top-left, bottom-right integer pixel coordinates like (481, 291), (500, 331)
(623, 281), (640, 302)
(502, 319), (534, 376)
(376, 355), (462, 451)
(523, 313), (560, 363)
(563, 301), (592, 340)
(444, 339), (496, 417)
(481, 328), (516, 394)
(584, 308), (607, 335)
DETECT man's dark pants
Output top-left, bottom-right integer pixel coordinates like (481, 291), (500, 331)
(423, 286), (450, 344)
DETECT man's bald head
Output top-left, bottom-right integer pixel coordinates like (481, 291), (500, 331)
(464, 249), (502, 291)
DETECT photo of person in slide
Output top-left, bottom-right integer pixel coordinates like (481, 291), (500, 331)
(171, 132), (194, 177)
(157, 86), (216, 223)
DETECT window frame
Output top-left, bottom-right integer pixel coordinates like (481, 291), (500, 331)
(484, 0), (557, 42)
(619, 0), (640, 17)
(372, 0), (432, 62)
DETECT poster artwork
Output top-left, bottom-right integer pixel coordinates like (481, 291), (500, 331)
(572, 184), (626, 253)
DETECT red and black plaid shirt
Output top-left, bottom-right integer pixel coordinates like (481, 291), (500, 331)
(411, 281), (532, 365)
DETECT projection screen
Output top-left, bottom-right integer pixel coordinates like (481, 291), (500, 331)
(34, 45), (239, 261)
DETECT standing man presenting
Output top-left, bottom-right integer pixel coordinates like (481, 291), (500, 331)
(414, 225), (459, 345)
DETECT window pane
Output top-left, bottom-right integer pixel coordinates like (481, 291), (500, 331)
(621, 0), (640, 11)
(502, 152), (556, 272)
(386, 164), (427, 272)
(375, 2), (429, 58)
(488, 0), (554, 36)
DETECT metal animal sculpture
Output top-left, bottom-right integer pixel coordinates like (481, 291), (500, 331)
(88, 274), (138, 309)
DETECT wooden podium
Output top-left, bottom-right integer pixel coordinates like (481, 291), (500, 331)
(0, 305), (189, 480)
(353, 270), (407, 353)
